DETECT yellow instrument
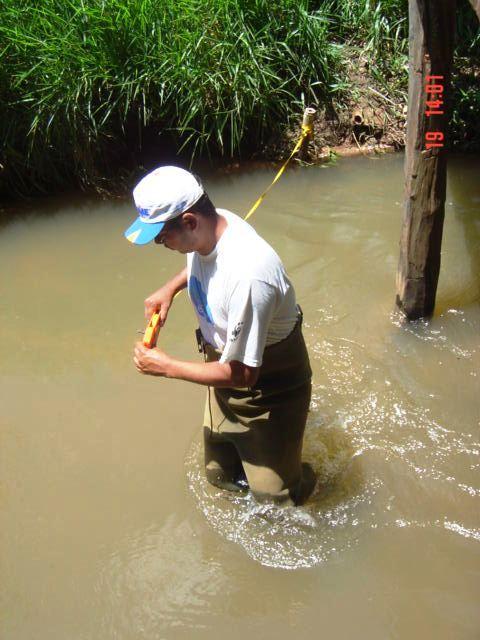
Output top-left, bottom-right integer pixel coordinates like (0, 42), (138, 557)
(143, 311), (161, 348)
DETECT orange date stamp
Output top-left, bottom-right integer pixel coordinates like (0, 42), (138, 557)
(425, 75), (444, 150)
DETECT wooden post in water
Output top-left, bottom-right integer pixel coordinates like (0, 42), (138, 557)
(395, 0), (456, 320)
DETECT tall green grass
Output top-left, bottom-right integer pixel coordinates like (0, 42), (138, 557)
(1, 0), (339, 196)
(0, 0), (478, 197)
(323, 0), (409, 96)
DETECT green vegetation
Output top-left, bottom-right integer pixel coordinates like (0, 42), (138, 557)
(1, 0), (340, 195)
(0, 0), (478, 197)
(452, 2), (480, 151)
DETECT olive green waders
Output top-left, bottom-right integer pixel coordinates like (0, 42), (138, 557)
(202, 317), (315, 505)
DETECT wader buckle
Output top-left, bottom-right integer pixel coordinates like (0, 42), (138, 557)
(195, 328), (205, 354)
(296, 304), (304, 325)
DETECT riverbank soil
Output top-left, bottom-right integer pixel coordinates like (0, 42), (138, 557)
(260, 50), (479, 165)
(257, 45), (408, 164)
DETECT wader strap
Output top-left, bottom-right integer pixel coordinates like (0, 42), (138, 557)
(195, 328), (216, 433)
(195, 328), (205, 354)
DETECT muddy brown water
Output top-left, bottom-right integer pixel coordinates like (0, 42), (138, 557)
(1, 153), (479, 639)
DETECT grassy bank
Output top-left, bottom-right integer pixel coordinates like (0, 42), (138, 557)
(1, 0), (478, 198)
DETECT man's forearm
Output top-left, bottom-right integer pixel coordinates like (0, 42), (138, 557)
(165, 357), (259, 388)
(166, 267), (188, 296)
(166, 358), (237, 387)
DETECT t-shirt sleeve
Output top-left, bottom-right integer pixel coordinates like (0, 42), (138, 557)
(219, 279), (277, 368)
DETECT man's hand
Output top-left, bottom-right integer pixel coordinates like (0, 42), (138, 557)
(134, 342), (171, 377)
(144, 267), (188, 325)
(144, 285), (174, 325)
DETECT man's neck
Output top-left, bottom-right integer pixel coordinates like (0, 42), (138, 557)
(196, 214), (227, 256)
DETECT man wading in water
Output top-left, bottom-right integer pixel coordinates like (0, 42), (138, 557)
(125, 166), (316, 505)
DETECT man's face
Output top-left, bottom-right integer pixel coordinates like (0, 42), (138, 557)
(154, 215), (194, 253)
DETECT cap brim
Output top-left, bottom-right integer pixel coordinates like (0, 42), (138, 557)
(124, 217), (165, 245)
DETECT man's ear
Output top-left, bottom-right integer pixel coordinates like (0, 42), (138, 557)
(182, 212), (198, 230)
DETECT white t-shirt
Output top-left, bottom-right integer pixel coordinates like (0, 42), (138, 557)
(186, 209), (297, 367)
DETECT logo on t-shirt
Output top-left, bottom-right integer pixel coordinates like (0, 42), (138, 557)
(230, 321), (243, 342)
(189, 275), (214, 324)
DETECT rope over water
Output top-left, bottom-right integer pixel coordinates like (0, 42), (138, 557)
(244, 107), (316, 221)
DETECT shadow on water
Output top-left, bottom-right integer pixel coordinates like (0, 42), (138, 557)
(447, 158), (480, 307)
(0, 191), (117, 245)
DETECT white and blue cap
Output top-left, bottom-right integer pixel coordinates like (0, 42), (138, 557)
(124, 166), (204, 245)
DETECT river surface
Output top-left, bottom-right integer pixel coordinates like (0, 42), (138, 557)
(1, 153), (479, 639)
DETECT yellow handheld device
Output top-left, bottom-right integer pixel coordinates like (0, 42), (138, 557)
(143, 311), (161, 348)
